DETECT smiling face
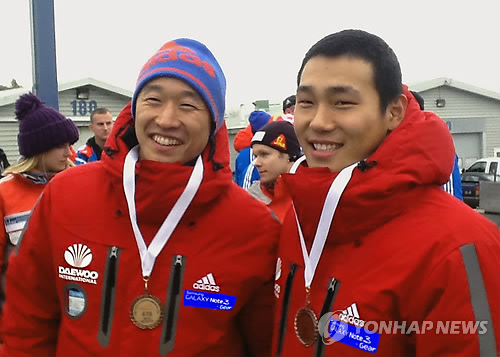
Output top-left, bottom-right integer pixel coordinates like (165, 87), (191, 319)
(134, 77), (211, 164)
(294, 55), (406, 172)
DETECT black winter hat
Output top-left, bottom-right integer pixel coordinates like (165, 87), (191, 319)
(282, 95), (296, 113)
(251, 121), (301, 158)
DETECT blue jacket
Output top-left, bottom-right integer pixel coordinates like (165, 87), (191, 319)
(234, 147), (260, 189)
(75, 137), (102, 165)
(442, 154), (463, 200)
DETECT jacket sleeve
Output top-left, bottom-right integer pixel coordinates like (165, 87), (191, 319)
(411, 234), (500, 356)
(75, 149), (89, 165)
(69, 145), (77, 163)
(233, 125), (254, 153)
(0, 187), (60, 357)
(237, 213), (280, 357)
(451, 155), (463, 200)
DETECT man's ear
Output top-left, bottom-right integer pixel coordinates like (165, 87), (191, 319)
(386, 94), (408, 131)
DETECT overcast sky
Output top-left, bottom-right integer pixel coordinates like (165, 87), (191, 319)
(1, 0), (499, 109)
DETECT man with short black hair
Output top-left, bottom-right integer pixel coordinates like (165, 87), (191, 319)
(273, 29), (500, 356)
(75, 107), (113, 164)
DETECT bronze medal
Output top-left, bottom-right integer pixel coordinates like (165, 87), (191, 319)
(294, 306), (318, 347)
(130, 293), (164, 329)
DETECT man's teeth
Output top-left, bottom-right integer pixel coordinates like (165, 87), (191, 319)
(313, 143), (340, 151)
(153, 135), (181, 146)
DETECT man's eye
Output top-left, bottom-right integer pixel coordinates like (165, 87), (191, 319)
(180, 103), (197, 109)
(336, 101), (354, 106)
(144, 96), (160, 102)
(298, 100), (313, 107)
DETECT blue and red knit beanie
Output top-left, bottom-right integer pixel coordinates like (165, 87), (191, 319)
(249, 111), (271, 133)
(132, 38), (226, 133)
(15, 93), (79, 158)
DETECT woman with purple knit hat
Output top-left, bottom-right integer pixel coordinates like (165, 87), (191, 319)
(0, 93), (79, 339)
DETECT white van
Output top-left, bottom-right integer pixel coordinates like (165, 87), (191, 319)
(465, 157), (500, 175)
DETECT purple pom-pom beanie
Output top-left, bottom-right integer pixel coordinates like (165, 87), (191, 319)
(15, 93), (79, 157)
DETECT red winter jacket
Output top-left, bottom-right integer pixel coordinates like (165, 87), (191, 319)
(272, 88), (500, 356)
(247, 176), (293, 223)
(0, 174), (46, 336)
(233, 124), (254, 153)
(1, 103), (280, 357)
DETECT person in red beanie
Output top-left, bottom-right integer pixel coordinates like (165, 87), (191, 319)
(273, 29), (500, 357)
(1, 38), (279, 357)
(247, 121), (303, 222)
(0, 93), (79, 340)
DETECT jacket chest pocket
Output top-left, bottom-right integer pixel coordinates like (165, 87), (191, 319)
(57, 240), (122, 347)
(97, 245), (121, 347)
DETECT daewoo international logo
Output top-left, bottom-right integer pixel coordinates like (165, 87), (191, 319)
(64, 244), (93, 268)
(59, 243), (99, 285)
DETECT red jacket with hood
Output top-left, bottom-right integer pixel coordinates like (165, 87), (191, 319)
(272, 88), (500, 356)
(1, 103), (280, 357)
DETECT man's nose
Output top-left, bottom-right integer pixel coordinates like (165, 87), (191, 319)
(156, 104), (181, 128)
(309, 104), (336, 132)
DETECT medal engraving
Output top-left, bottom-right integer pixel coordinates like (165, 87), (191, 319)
(130, 294), (164, 329)
(294, 306), (318, 347)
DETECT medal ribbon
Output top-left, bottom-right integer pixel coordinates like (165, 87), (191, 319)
(293, 162), (357, 289)
(289, 155), (307, 174)
(123, 145), (203, 277)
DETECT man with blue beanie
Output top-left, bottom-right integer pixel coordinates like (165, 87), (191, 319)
(1, 38), (280, 356)
(234, 110), (271, 187)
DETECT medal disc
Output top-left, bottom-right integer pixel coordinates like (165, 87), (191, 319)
(130, 294), (164, 329)
(294, 306), (318, 347)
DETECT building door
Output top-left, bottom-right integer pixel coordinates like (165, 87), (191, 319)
(452, 132), (482, 170)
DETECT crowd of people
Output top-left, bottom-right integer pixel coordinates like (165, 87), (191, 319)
(0, 29), (498, 357)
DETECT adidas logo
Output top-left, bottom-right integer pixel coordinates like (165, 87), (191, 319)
(338, 303), (365, 328)
(193, 273), (220, 292)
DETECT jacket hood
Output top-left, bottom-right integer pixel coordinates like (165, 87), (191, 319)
(282, 85), (455, 245)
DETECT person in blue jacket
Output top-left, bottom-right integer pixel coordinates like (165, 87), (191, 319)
(234, 110), (271, 188)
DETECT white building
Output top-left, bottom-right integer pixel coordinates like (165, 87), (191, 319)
(0, 78), (132, 163)
(410, 78), (500, 169)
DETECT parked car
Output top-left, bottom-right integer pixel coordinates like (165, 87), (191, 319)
(461, 172), (500, 208)
(464, 157), (500, 175)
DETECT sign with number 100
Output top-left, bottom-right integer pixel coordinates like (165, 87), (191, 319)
(71, 100), (97, 116)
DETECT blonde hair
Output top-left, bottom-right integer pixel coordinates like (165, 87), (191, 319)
(3, 153), (74, 175)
